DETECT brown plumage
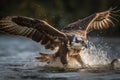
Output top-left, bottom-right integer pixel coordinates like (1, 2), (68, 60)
(62, 8), (118, 38)
(0, 8), (119, 67)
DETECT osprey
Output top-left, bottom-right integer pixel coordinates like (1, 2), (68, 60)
(0, 8), (119, 68)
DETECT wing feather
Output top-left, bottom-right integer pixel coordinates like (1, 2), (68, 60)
(86, 8), (118, 33)
(0, 16), (66, 50)
(62, 8), (118, 37)
(11, 16), (66, 37)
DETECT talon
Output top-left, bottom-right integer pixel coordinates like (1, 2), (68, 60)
(63, 64), (67, 67)
(63, 64), (68, 70)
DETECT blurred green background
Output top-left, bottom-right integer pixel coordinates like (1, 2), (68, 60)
(0, 0), (120, 37)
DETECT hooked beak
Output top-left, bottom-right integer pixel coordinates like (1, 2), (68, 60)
(82, 40), (89, 48)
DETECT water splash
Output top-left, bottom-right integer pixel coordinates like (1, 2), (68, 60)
(0, 35), (120, 71)
(81, 44), (110, 66)
(80, 39), (119, 69)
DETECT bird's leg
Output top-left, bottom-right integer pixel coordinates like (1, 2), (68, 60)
(69, 51), (85, 69)
(54, 44), (69, 68)
(77, 54), (85, 68)
(35, 52), (51, 63)
(55, 50), (68, 65)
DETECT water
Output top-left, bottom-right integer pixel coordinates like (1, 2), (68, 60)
(0, 35), (120, 80)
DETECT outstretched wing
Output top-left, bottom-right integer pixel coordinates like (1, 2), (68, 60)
(62, 8), (118, 37)
(0, 16), (66, 50)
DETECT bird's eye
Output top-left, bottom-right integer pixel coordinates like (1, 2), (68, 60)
(81, 41), (84, 43)
(75, 38), (80, 43)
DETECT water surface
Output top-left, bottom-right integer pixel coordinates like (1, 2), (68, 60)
(0, 35), (120, 80)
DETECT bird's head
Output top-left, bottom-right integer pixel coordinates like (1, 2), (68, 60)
(69, 35), (88, 49)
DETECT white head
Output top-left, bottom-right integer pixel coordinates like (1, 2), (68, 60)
(71, 35), (88, 49)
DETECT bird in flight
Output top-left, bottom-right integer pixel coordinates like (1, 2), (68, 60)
(0, 8), (119, 68)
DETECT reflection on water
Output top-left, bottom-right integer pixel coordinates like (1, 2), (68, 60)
(0, 35), (120, 80)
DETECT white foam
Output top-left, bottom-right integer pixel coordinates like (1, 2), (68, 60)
(80, 43), (111, 67)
